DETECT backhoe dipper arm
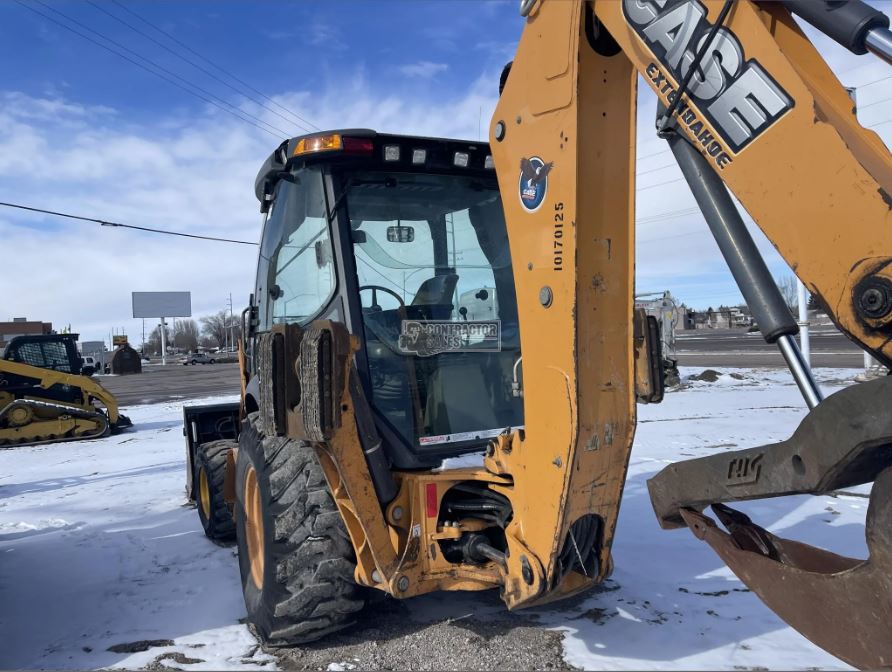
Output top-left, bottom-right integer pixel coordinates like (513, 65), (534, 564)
(490, 0), (892, 668)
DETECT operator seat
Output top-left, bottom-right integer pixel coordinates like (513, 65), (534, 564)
(409, 273), (459, 320)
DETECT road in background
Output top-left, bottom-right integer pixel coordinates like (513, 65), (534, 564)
(97, 324), (873, 407)
(676, 324), (864, 368)
(99, 362), (240, 405)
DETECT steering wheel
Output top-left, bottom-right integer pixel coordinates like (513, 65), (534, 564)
(359, 285), (406, 310)
(358, 285), (411, 357)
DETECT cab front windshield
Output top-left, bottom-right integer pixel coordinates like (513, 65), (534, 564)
(345, 170), (522, 451)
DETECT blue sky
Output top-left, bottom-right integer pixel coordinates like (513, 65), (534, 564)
(1, 1), (520, 130)
(0, 1), (890, 345)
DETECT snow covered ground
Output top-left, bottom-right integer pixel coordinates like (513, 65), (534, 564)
(0, 368), (871, 670)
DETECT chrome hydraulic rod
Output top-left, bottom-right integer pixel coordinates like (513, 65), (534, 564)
(866, 26), (892, 66)
(777, 334), (824, 410)
(661, 114), (824, 408)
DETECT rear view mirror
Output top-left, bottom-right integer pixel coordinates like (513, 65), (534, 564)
(387, 225), (415, 243)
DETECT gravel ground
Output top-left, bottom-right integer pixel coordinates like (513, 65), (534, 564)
(270, 590), (577, 671)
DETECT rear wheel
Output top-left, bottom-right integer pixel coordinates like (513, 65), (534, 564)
(235, 412), (365, 646)
(195, 440), (236, 541)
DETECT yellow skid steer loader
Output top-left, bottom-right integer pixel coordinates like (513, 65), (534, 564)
(1, 334), (131, 446)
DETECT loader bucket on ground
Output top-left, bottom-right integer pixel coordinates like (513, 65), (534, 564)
(111, 414), (133, 433)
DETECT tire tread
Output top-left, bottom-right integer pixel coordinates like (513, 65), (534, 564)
(195, 439), (236, 540)
(235, 412), (364, 646)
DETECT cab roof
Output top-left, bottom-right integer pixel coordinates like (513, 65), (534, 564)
(254, 129), (494, 212)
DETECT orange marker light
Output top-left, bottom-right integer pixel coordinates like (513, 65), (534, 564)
(293, 133), (343, 156)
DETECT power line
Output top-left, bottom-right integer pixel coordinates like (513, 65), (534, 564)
(837, 59), (882, 77)
(638, 206), (701, 224)
(0, 201), (258, 245)
(355, 254), (407, 295)
(637, 147), (672, 162)
(859, 93), (892, 111)
(638, 176), (686, 192)
(639, 229), (702, 243)
(86, 0), (315, 135)
(32, 0), (292, 137)
(16, 0), (288, 140)
(852, 73), (892, 90)
(110, 0), (320, 134)
(637, 161), (678, 177)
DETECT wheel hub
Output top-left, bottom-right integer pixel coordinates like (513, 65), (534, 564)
(198, 467), (211, 520)
(244, 465), (265, 590)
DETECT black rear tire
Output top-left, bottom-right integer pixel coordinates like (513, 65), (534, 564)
(234, 412), (365, 646)
(195, 440), (236, 541)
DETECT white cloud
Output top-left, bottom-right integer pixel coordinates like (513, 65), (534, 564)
(0, 71), (500, 345)
(398, 61), (449, 79)
(307, 21), (346, 50)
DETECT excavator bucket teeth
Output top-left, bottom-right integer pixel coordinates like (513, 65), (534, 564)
(679, 468), (892, 670)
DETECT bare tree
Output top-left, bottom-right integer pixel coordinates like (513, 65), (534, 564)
(774, 273), (798, 314)
(173, 319), (200, 353)
(200, 310), (241, 349)
(199, 335), (218, 349)
(200, 311), (227, 348)
(146, 323), (172, 356)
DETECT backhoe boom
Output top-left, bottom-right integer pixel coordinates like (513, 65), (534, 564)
(491, 0), (892, 666)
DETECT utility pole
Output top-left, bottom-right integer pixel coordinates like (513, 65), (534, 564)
(160, 318), (168, 366)
(226, 293), (234, 351)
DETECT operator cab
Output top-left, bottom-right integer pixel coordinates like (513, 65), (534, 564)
(251, 130), (523, 469)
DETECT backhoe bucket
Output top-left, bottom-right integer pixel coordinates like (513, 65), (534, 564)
(648, 375), (892, 669)
(680, 482), (892, 670)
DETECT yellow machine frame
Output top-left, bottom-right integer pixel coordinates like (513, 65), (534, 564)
(224, 1), (892, 666)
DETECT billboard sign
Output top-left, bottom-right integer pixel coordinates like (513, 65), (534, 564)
(80, 340), (105, 356)
(132, 291), (192, 318)
(112, 335), (129, 347)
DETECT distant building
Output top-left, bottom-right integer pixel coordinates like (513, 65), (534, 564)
(683, 306), (752, 330)
(0, 317), (53, 349)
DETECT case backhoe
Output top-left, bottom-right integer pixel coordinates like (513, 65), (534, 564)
(183, 1), (892, 667)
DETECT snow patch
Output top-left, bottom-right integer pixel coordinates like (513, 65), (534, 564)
(0, 370), (870, 670)
(0, 395), (276, 670)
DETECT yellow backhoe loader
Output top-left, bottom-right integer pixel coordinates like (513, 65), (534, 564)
(1, 334), (132, 446)
(183, 1), (892, 667)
